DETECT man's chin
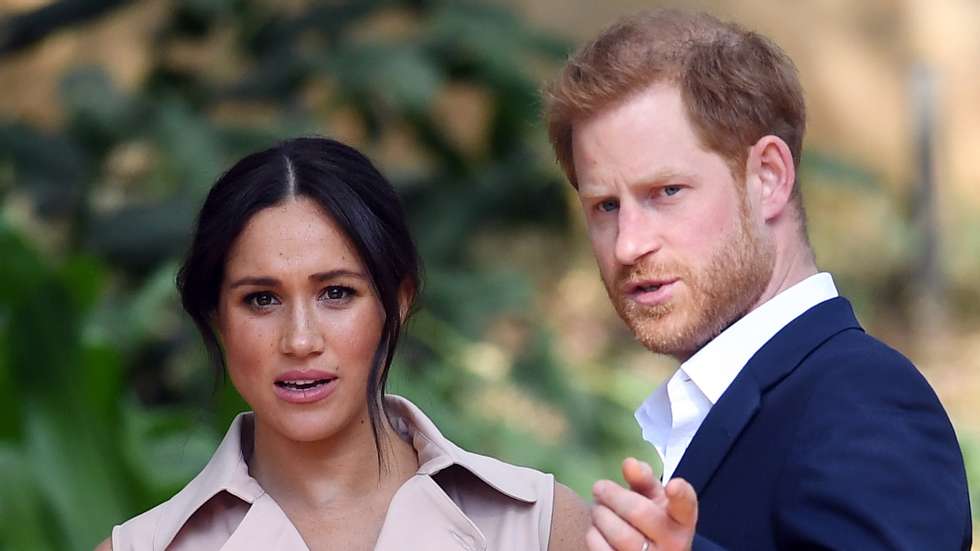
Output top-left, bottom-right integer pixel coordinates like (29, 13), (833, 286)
(627, 315), (696, 357)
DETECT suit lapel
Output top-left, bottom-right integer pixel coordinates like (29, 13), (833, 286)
(672, 379), (760, 492)
(672, 297), (862, 493)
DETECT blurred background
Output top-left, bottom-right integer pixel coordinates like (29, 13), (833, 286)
(0, 0), (977, 549)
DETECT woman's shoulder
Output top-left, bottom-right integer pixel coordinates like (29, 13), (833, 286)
(107, 497), (173, 551)
(108, 413), (260, 550)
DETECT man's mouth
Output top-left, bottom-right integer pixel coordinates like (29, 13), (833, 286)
(636, 283), (663, 293)
(625, 279), (677, 295)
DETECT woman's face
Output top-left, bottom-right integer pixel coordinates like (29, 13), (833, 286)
(216, 197), (385, 443)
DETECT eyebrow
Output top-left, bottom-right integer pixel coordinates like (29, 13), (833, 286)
(228, 269), (368, 289)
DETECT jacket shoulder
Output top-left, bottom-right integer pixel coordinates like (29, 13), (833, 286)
(771, 328), (971, 548)
(803, 328), (939, 404)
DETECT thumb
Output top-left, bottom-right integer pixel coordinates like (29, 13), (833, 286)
(664, 477), (698, 528)
(622, 457), (663, 500)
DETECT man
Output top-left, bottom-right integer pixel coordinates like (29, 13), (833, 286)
(543, 10), (971, 551)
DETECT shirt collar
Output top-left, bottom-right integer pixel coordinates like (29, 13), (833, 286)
(151, 395), (537, 547)
(681, 272), (839, 404)
(634, 272), (839, 455)
(386, 395), (538, 503)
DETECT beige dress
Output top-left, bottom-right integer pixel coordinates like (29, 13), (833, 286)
(111, 395), (554, 550)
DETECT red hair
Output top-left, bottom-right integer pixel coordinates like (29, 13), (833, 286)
(544, 9), (806, 201)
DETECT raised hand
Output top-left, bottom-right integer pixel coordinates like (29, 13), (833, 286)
(587, 458), (697, 551)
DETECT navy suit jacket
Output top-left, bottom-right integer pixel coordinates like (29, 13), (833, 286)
(673, 297), (972, 550)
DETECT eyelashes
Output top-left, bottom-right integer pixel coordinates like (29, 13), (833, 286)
(592, 185), (687, 215)
(321, 285), (356, 301)
(244, 291), (279, 309)
(242, 286), (358, 311)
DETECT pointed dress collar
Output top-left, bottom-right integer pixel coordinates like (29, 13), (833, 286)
(141, 395), (538, 550)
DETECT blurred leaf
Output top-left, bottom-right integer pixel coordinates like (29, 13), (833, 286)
(150, 100), (225, 196)
(801, 149), (881, 192)
(0, 0), (130, 56)
(0, 122), (89, 218)
(327, 42), (443, 114)
(88, 261), (181, 352)
(85, 199), (196, 273)
(0, 445), (56, 551)
(121, 404), (218, 497)
(23, 403), (128, 551)
(58, 254), (108, 315)
(60, 67), (137, 153)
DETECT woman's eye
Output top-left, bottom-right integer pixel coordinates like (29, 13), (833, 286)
(322, 286), (355, 301)
(245, 292), (279, 308)
(597, 199), (619, 213)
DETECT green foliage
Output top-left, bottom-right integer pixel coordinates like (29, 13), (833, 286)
(0, 2), (655, 549)
(4, 2), (974, 549)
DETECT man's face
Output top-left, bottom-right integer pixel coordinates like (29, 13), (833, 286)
(572, 83), (775, 360)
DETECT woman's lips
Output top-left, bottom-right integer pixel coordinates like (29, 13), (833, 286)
(274, 370), (338, 404)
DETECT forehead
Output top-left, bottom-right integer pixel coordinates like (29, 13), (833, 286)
(571, 83), (713, 192)
(225, 197), (362, 276)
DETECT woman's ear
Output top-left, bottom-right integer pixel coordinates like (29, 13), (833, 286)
(208, 309), (225, 342)
(397, 279), (415, 324)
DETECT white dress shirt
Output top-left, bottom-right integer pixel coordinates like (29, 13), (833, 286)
(634, 272), (839, 481)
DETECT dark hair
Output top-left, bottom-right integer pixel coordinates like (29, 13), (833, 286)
(177, 136), (421, 468)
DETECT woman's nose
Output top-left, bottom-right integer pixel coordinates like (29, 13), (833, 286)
(279, 305), (325, 357)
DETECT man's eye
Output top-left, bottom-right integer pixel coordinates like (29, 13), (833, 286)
(245, 292), (278, 308)
(597, 199), (619, 213)
(322, 286), (354, 301)
(663, 185), (681, 197)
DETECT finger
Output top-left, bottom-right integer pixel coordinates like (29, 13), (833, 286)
(591, 504), (649, 551)
(664, 478), (698, 528)
(622, 457), (662, 501)
(585, 525), (615, 551)
(593, 480), (673, 541)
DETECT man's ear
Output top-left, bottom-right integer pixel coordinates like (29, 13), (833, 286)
(746, 135), (796, 222)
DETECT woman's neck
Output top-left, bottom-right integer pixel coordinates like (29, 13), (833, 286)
(247, 409), (418, 511)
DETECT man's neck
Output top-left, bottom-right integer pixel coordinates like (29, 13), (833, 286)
(750, 237), (818, 314)
(672, 240), (818, 364)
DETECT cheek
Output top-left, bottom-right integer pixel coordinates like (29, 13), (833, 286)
(327, 302), (386, 376)
(675, 200), (740, 257)
(220, 315), (278, 378)
(587, 223), (618, 272)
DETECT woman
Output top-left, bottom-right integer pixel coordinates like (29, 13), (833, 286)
(97, 137), (589, 550)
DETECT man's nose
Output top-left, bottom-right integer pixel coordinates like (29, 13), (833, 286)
(614, 202), (662, 266)
(280, 304), (325, 357)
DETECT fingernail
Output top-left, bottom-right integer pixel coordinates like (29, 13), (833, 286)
(592, 480), (608, 498)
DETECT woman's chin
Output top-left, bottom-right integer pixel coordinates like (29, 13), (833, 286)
(256, 408), (343, 444)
